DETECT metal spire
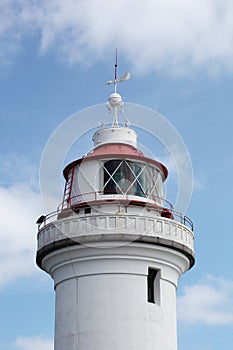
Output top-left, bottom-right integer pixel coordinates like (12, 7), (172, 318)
(105, 50), (131, 127)
(114, 48), (118, 92)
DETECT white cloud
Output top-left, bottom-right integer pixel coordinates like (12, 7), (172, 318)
(2, 0), (233, 76)
(0, 0), (34, 66)
(0, 153), (45, 286)
(0, 183), (43, 286)
(14, 336), (53, 350)
(178, 275), (233, 325)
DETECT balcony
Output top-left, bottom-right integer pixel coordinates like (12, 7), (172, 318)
(37, 207), (195, 269)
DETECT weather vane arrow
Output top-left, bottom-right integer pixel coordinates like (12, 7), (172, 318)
(105, 49), (131, 127)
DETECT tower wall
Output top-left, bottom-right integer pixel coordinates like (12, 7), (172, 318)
(42, 243), (189, 350)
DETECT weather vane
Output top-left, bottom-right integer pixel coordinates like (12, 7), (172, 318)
(105, 49), (131, 127)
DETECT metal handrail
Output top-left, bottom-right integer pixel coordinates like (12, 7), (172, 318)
(37, 191), (193, 231)
(58, 191), (174, 211)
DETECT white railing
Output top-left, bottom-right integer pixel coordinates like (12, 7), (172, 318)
(37, 213), (194, 253)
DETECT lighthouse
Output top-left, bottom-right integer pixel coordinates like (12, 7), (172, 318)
(36, 63), (195, 350)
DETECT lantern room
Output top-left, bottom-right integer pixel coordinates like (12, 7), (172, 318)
(58, 66), (175, 219)
(63, 134), (167, 202)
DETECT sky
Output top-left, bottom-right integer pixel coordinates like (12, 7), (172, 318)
(1, 0), (233, 349)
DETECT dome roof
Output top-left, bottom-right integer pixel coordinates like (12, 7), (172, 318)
(63, 143), (168, 181)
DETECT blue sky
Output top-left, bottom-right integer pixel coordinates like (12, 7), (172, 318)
(1, 1), (233, 349)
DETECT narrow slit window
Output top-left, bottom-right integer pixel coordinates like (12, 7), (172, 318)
(84, 207), (91, 214)
(147, 268), (160, 304)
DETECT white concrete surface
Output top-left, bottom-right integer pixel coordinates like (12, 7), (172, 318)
(41, 243), (189, 350)
(92, 127), (137, 148)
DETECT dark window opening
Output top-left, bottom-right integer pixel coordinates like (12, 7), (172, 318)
(84, 207), (91, 214)
(147, 268), (160, 304)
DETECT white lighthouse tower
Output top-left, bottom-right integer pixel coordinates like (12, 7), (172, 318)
(36, 63), (195, 350)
